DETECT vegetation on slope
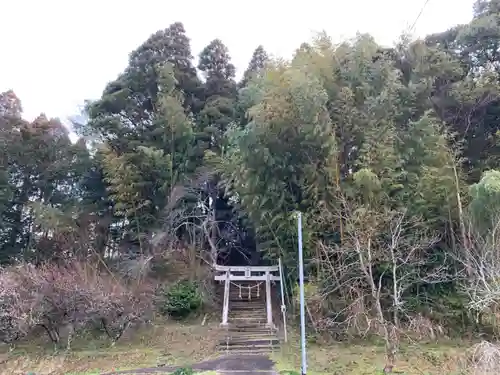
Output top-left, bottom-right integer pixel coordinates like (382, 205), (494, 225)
(2, 0), (500, 373)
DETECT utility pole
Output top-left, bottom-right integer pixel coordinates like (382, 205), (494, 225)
(297, 212), (307, 375)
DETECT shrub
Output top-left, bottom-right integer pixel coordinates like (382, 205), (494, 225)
(0, 268), (30, 346)
(156, 280), (202, 318)
(172, 367), (194, 375)
(96, 279), (154, 343)
(0, 262), (155, 349)
(8, 263), (99, 348)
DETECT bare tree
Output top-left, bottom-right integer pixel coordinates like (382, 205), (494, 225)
(457, 215), (500, 332)
(152, 176), (250, 272)
(0, 261), (155, 351)
(316, 195), (446, 372)
(0, 267), (31, 349)
(386, 211), (444, 328)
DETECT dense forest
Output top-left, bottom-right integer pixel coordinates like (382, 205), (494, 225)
(1, 0), (500, 367)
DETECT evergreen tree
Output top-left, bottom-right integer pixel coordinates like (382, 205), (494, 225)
(241, 45), (269, 87)
(197, 39), (237, 154)
(0, 98), (90, 263)
(426, 0), (500, 179)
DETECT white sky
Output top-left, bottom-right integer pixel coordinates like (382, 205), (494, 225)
(1, 0), (475, 123)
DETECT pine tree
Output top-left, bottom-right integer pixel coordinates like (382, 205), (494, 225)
(241, 45), (269, 87)
(127, 22), (203, 113)
(197, 39), (237, 154)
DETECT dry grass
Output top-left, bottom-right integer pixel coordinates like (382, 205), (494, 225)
(465, 341), (500, 375)
(0, 319), (220, 375)
(0, 321), (490, 375)
(272, 330), (470, 375)
(62, 372), (216, 375)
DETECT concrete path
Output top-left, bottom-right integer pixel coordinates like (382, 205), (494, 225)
(103, 354), (278, 375)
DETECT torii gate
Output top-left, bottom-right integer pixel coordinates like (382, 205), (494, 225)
(214, 263), (285, 329)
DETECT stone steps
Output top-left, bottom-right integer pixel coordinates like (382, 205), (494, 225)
(224, 333), (277, 340)
(229, 298), (264, 303)
(217, 280), (280, 355)
(225, 328), (274, 333)
(229, 311), (266, 316)
(230, 302), (266, 308)
(224, 333), (278, 340)
(228, 318), (267, 324)
(228, 315), (267, 325)
(217, 344), (279, 354)
(229, 306), (266, 311)
(229, 311), (267, 316)
(218, 371), (276, 375)
(217, 347), (279, 356)
(216, 336), (279, 352)
(220, 339), (280, 346)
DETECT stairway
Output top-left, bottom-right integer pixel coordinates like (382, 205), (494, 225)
(217, 281), (280, 355)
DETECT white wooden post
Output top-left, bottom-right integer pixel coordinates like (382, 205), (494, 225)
(221, 270), (230, 326)
(265, 270), (273, 328)
(279, 257), (288, 342)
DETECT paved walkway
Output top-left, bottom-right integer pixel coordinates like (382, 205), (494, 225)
(103, 354), (277, 375)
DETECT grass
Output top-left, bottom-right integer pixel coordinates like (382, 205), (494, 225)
(271, 331), (470, 375)
(63, 373), (217, 375)
(0, 319), (220, 375)
(0, 321), (477, 375)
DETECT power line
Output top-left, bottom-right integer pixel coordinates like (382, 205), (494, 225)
(409, 0), (432, 32)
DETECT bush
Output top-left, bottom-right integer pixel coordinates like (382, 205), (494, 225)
(0, 262), (155, 349)
(0, 268), (30, 345)
(96, 280), (154, 343)
(156, 280), (202, 318)
(172, 367), (194, 375)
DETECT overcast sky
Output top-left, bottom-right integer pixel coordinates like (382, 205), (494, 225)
(1, 0), (475, 123)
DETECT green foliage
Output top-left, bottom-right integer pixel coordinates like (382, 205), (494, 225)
(197, 39), (237, 155)
(224, 62), (336, 258)
(3, 2), (500, 340)
(426, 0), (500, 180)
(0, 100), (93, 263)
(469, 169), (500, 233)
(241, 45), (269, 89)
(172, 367), (195, 375)
(156, 280), (203, 318)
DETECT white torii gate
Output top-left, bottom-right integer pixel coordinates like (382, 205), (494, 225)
(214, 264), (282, 329)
